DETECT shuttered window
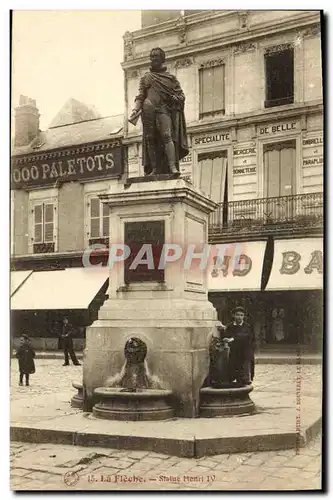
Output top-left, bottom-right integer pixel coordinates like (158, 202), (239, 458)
(33, 203), (54, 243)
(264, 141), (296, 198)
(32, 202), (55, 253)
(263, 140), (296, 221)
(199, 65), (225, 118)
(198, 152), (228, 203)
(88, 197), (110, 247)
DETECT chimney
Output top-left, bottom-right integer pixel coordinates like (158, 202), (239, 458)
(14, 95), (40, 147)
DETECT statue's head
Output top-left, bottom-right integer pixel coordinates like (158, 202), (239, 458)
(124, 337), (147, 364)
(150, 47), (166, 70)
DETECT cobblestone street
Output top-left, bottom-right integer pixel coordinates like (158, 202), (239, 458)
(11, 436), (322, 491)
(10, 359), (322, 491)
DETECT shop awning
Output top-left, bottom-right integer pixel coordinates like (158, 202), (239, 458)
(11, 270), (33, 296)
(11, 267), (109, 310)
(208, 241), (267, 292)
(265, 238), (323, 291)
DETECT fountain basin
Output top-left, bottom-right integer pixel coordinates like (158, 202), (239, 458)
(92, 387), (174, 421)
(71, 382), (83, 409)
(200, 384), (255, 417)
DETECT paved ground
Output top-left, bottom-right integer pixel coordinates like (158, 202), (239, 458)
(10, 436), (322, 491)
(10, 359), (322, 491)
(10, 359), (322, 400)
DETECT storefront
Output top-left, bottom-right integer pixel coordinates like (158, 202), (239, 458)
(208, 237), (323, 351)
(10, 267), (109, 350)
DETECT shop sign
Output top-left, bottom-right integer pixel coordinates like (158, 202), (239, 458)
(303, 137), (323, 146)
(279, 250), (323, 275)
(11, 144), (123, 189)
(266, 238), (323, 291)
(233, 166), (256, 175)
(233, 147), (256, 156)
(208, 241), (267, 292)
(180, 152), (192, 164)
(258, 121), (299, 136)
(303, 157), (323, 166)
(193, 132), (230, 146)
(302, 135), (323, 166)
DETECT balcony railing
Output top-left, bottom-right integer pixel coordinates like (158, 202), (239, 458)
(209, 192), (323, 236)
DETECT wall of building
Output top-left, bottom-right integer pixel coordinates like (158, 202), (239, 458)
(123, 10), (323, 202)
(125, 25), (322, 127)
(11, 177), (121, 257)
(58, 182), (85, 252)
(13, 190), (29, 256)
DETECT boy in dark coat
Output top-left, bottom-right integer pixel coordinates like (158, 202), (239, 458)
(225, 306), (255, 386)
(16, 334), (35, 386)
(59, 317), (81, 366)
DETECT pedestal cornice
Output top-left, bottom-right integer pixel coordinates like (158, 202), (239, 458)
(99, 177), (218, 215)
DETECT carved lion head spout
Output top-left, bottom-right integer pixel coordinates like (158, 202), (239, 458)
(124, 337), (148, 365)
(105, 337), (163, 392)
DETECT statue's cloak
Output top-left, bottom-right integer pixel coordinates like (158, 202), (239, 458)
(137, 68), (189, 175)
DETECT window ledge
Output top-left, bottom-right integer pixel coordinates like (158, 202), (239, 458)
(265, 97), (294, 108)
(199, 110), (225, 119)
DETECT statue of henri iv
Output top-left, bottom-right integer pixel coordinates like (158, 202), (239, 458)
(128, 47), (189, 176)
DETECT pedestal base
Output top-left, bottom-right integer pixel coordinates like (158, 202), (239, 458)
(199, 385), (256, 417)
(70, 382), (83, 409)
(84, 299), (219, 418)
(83, 178), (220, 418)
(92, 387), (174, 421)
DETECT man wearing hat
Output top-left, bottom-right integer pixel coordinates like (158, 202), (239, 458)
(224, 306), (255, 386)
(59, 317), (81, 366)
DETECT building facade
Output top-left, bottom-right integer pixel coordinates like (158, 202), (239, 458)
(11, 10), (324, 351)
(11, 98), (124, 349)
(122, 10), (323, 350)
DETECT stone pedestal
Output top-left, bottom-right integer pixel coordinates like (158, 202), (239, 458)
(83, 177), (219, 418)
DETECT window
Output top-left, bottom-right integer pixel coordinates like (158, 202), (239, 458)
(263, 140), (296, 221)
(199, 64), (225, 118)
(88, 197), (110, 247)
(265, 48), (294, 108)
(197, 151), (228, 203)
(32, 202), (55, 253)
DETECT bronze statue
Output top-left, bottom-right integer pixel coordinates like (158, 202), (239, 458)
(128, 47), (189, 176)
(205, 330), (235, 388)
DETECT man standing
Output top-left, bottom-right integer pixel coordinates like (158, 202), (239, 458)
(60, 317), (81, 366)
(128, 47), (189, 176)
(225, 306), (255, 386)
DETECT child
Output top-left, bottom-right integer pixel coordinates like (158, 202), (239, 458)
(16, 334), (35, 386)
(225, 306), (255, 386)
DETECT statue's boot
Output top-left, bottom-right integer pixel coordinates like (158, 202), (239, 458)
(146, 138), (158, 176)
(169, 165), (180, 175)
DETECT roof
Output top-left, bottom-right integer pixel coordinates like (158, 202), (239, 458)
(48, 98), (101, 128)
(12, 114), (124, 157)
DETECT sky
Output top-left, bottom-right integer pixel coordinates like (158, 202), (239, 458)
(11, 10), (141, 130)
